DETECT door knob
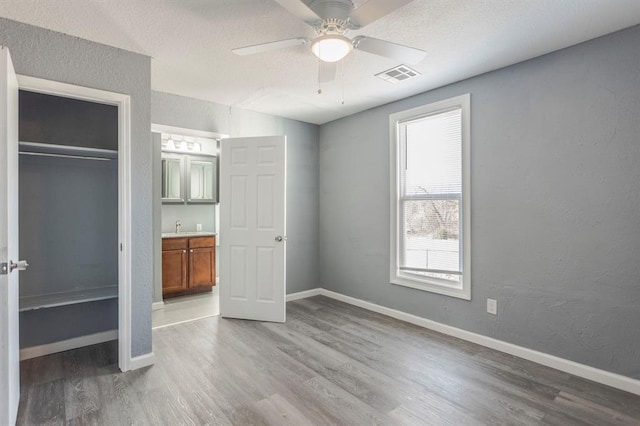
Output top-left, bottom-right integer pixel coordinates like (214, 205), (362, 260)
(1, 260), (29, 274)
(10, 260), (29, 272)
(275, 236), (287, 242)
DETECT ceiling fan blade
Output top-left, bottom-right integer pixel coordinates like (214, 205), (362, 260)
(273, 0), (321, 25)
(353, 36), (426, 64)
(318, 61), (337, 83)
(349, 0), (416, 28)
(232, 38), (310, 56)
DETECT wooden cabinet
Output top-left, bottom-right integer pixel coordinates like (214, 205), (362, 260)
(162, 235), (216, 298)
(161, 237), (188, 295)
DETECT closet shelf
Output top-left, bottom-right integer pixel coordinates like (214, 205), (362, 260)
(19, 141), (118, 160)
(19, 286), (118, 312)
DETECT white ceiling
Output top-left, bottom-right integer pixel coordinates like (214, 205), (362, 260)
(2, 0), (640, 125)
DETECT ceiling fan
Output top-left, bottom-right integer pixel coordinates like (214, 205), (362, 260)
(232, 0), (426, 83)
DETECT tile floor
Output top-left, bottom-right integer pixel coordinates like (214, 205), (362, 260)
(151, 287), (219, 329)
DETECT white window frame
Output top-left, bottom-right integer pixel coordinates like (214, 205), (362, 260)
(389, 94), (471, 300)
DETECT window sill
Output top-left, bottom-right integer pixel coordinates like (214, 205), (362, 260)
(391, 275), (470, 300)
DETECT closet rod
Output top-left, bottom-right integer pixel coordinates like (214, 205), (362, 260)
(19, 151), (113, 161)
(18, 141), (118, 160)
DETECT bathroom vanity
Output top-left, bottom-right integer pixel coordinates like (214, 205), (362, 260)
(161, 233), (216, 298)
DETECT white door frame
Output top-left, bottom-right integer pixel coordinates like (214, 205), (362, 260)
(17, 75), (134, 372)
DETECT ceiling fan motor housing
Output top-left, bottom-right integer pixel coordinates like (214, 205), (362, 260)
(315, 18), (349, 36)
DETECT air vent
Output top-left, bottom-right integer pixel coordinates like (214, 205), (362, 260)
(375, 65), (420, 83)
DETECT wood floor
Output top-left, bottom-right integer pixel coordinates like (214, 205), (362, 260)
(18, 296), (640, 425)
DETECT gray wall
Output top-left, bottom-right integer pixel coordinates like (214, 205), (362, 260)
(161, 204), (215, 234)
(19, 90), (118, 150)
(152, 91), (320, 297)
(19, 155), (118, 297)
(152, 133), (163, 303)
(1, 18), (153, 357)
(19, 155), (118, 348)
(20, 300), (118, 348)
(319, 25), (640, 379)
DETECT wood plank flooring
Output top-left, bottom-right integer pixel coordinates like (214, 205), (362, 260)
(17, 296), (640, 425)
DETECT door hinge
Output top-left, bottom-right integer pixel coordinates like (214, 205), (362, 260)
(120, 243), (123, 251)
(1, 263), (7, 275)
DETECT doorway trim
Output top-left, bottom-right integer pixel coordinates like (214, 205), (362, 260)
(17, 75), (133, 372)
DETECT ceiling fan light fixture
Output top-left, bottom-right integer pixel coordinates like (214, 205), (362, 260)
(311, 34), (352, 62)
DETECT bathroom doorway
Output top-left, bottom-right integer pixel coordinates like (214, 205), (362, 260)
(151, 124), (223, 328)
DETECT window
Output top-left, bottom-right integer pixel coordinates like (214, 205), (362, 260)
(390, 94), (471, 299)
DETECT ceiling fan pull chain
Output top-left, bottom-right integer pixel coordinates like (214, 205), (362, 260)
(341, 59), (345, 105)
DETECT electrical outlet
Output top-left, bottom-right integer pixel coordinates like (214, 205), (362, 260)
(487, 298), (497, 315)
(196, 224), (202, 232)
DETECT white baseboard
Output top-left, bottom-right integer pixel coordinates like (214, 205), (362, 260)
(20, 330), (118, 361)
(152, 301), (165, 311)
(289, 288), (640, 396)
(129, 352), (156, 370)
(286, 288), (322, 301)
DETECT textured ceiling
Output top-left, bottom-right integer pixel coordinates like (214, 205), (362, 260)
(1, 0), (640, 124)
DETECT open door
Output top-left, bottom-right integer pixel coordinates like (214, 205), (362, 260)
(0, 47), (22, 426)
(219, 136), (286, 322)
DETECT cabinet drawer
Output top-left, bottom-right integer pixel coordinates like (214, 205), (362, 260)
(162, 238), (188, 251)
(189, 236), (215, 249)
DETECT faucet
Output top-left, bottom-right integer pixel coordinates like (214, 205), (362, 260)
(175, 220), (182, 234)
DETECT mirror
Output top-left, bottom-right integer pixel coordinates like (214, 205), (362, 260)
(188, 158), (217, 203)
(162, 156), (184, 202)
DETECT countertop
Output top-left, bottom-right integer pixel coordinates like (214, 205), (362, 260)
(161, 231), (217, 239)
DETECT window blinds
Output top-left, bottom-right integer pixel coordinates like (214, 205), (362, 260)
(399, 108), (462, 278)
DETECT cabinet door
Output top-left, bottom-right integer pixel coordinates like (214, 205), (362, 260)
(189, 246), (216, 288)
(161, 154), (185, 203)
(162, 249), (188, 294)
(187, 156), (217, 203)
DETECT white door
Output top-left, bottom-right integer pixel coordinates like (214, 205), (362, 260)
(219, 136), (286, 322)
(0, 47), (22, 426)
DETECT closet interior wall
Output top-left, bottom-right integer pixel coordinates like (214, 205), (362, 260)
(18, 90), (119, 349)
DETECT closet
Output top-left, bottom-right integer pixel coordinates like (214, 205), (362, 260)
(18, 90), (119, 350)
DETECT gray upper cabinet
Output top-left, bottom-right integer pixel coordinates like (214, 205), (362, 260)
(161, 153), (185, 203)
(187, 156), (217, 203)
(162, 152), (218, 204)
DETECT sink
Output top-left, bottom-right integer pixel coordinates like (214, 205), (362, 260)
(162, 231), (216, 238)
